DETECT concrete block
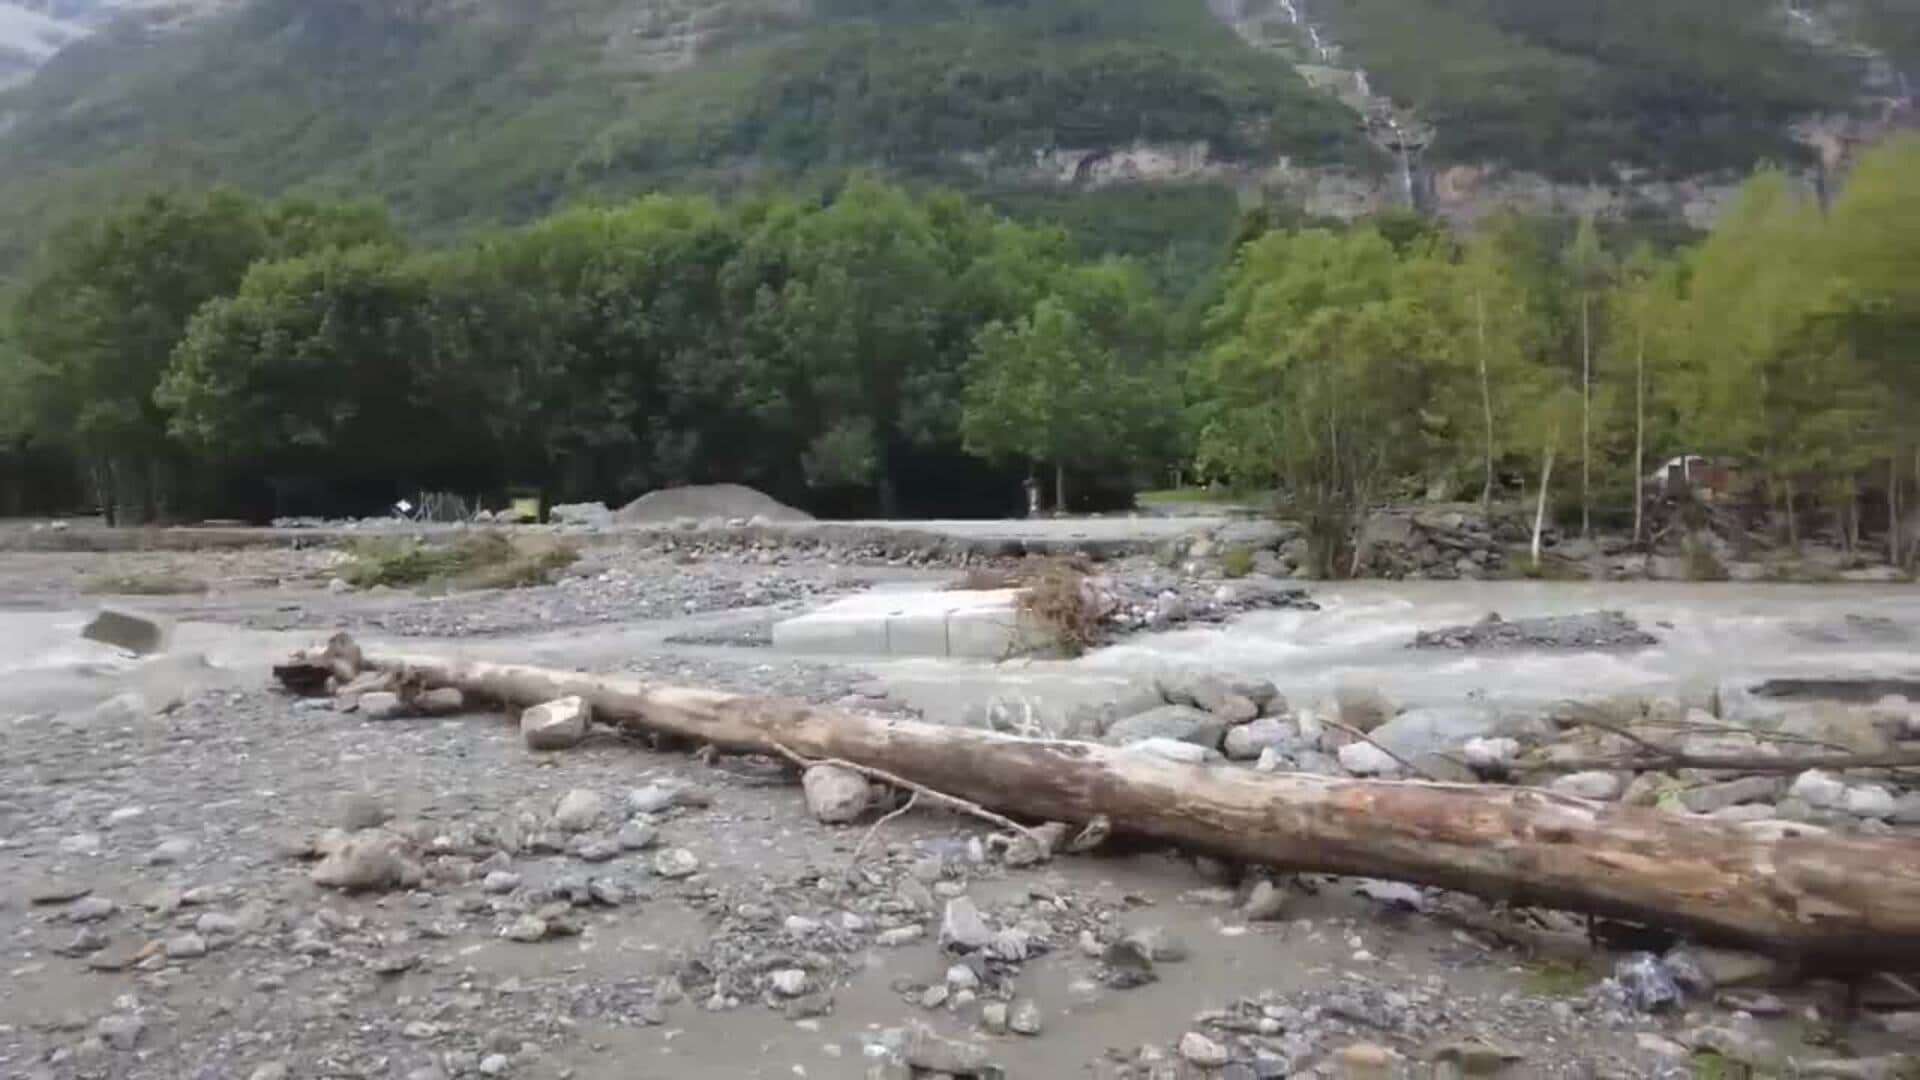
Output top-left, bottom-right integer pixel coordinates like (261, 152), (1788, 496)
(772, 589), (1037, 659)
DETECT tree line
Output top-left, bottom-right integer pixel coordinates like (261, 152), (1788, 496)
(0, 178), (1180, 521)
(1197, 136), (1920, 572)
(3, 137), (1916, 570)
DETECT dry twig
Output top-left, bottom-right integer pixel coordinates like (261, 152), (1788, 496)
(769, 743), (1039, 843)
(1322, 717), (1440, 781)
(850, 791), (920, 870)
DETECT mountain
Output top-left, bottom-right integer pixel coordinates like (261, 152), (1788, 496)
(0, 0), (1912, 277)
(0, 3), (84, 87)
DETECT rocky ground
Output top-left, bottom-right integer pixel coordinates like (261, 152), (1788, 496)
(4, 535), (1919, 1079)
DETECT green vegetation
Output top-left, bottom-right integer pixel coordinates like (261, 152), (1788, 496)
(339, 533), (579, 590)
(1315, 0), (1855, 177)
(81, 571), (211, 596)
(5, 136), (1920, 571)
(1521, 960), (1597, 997)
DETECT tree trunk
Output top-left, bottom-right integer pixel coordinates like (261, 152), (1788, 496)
(1785, 474), (1800, 551)
(1889, 456), (1901, 567)
(1531, 442), (1556, 566)
(281, 641), (1920, 965)
(1476, 291), (1495, 520)
(1580, 293), (1592, 540)
(1632, 327), (1646, 546)
(1055, 462), (1068, 517)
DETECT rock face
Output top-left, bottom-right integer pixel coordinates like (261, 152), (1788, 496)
(801, 764), (871, 824)
(82, 607), (174, 656)
(521, 696), (590, 750)
(1102, 705), (1223, 749)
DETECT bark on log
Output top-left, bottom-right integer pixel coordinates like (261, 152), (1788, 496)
(284, 642), (1920, 966)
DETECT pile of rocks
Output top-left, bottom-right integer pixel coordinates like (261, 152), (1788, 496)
(1088, 571), (1319, 636)
(1411, 610), (1660, 651)
(1354, 509), (1518, 579)
(1068, 674), (1920, 837)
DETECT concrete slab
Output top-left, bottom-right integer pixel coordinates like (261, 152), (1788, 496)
(771, 588), (1043, 659)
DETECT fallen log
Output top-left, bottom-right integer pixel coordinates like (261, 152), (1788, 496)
(280, 638), (1920, 966)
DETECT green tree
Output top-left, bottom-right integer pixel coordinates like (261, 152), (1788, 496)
(158, 246), (439, 482)
(1195, 227), (1435, 576)
(12, 192), (266, 521)
(961, 260), (1170, 510)
(1822, 134), (1920, 563)
(1566, 213), (1611, 538)
(1604, 245), (1685, 544)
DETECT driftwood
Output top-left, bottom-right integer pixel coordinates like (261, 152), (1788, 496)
(278, 638), (1920, 966)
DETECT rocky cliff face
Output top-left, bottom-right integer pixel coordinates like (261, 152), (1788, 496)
(0, 0), (229, 86)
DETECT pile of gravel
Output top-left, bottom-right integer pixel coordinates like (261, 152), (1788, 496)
(1411, 610), (1659, 651)
(614, 484), (813, 525)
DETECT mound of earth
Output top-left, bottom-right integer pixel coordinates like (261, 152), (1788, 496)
(614, 484), (813, 525)
(1411, 610), (1658, 651)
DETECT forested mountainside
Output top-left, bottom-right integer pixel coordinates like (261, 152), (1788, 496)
(0, 0), (1911, 278)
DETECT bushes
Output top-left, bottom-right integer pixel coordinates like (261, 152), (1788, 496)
(339, 532), (578, 590)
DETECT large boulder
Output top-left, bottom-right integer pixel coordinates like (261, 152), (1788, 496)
(1333, 684), (1395, 732)
(521, 696), (590, 750)
(802, 764), (872, 824)
(1101, 705), (1224, 750)
(1368, 705), (1502, 758)
(1223, 717), (1301, 761)
(82, 607), (174, 656)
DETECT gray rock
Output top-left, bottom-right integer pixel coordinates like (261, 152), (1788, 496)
(1461, 736), (1520, 773)
(802, 764), (871, 824)
(769, 969), (810, 996)
(1369, 705), (1501, 757)
(521, 697), (589, 751)
(652, 848), (700, 879)
(338, 792), (391, 831)
(503, 915), (550, 942)
(1333, 684), (1395, 732)
(552, 788), (606, 832)
(1789, 769), (1849, 810)
(359, 692), (404, 721)
(1892, 792), (1920, 825)
(1549, 771), (1623, 801)
(1009, 998), (1043, 1035)
(1669, 945), (1782, 990)
(939, 897), (994, 953)
(478, 1052), (512, 1076)
(482, 871), (521, 894)
(248, 1064), (290, 1080)
(1337, 741), (1400, 777)
(1845, 784), (1897, 819)
(617, 821), (659, 851)
(571, 836), (619, 862)
(82, 608), (174, 656)
(626, 783), (688, 814)
(147, 837), (194, 866)
(1211, 693), (1261, 723)
(1156, 672), (1235, 712)
(415, 687), (464, 715)
(904, 1023), (992, 1074)
(1103, 705), (1224, 749)
(310, 830), (420, 892)
(165, 933), (208, 959)
(1223, 717), (1298, 761)
(96, 1014), (145, 1050)
(1228, 679), (1283, 713)
(1243, 879), (1288, 921)
(193, 912), (240, 937)
(1122, 738), (1221, 765)
(1680, 776), (1781, 814)
(68, 896), (115, 923)
(1179, 1031), (1230, 1068)
(980, 1002), (1009, 1034)
(1612, 952), (1683, 1012)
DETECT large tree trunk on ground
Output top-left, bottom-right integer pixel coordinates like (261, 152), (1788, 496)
(282, 643), (1920, 965)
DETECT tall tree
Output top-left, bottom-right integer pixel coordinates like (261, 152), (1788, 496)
(12, 192), (266, 521)
(1565, 214), (1611, 539)
(1606, 245), (1684, 545)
